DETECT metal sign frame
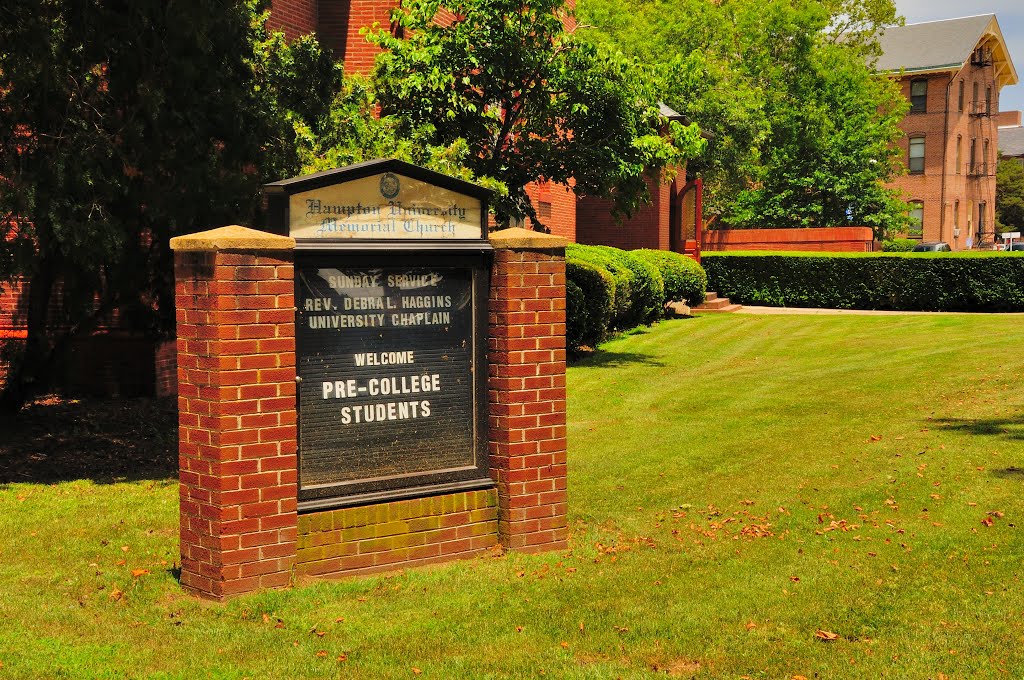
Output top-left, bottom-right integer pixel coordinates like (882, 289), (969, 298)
(263, 159), (494, 513)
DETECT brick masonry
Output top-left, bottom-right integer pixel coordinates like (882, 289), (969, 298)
(297, 489), (498, 577)
(487, 231), (569, 552)
(172, 228), (299, 599)
(887, 60), (1002, 248)
(703, 226), (875, 252)
(171, 226), (568, 598)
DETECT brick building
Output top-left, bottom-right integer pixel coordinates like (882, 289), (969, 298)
(264, 0), (705, 251)
(877, 15), (1018, 249)
(266, 0), (582, 241)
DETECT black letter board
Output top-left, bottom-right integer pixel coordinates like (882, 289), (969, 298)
(264, 160), (494, 511)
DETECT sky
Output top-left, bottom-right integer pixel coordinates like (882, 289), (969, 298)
(894, 0), (1024, 118)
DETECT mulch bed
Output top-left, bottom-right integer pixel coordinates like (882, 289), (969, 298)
(0, 396), (178, 484)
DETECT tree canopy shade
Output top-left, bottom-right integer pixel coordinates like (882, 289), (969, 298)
(369, 0), (706, 227)
(577, 0), (910, 236)
(0, 0), (339, 408)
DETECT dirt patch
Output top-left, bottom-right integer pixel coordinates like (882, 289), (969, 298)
(0, 396), (178, 484)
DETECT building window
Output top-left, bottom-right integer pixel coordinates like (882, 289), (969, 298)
(985, 86), (992, 114)
(958, 80), (964, 111)
(969, 137), (977, 174)
(954, 200), (960, 230)
(908, 201), (924, 238)
(984, 139), (990, 173)
(956, 136), (962, 174)
(973, 81), (979, 109)
(910, 79), (927, 113)
(908, 136), (925, 174)
(979, 201), (986, 234)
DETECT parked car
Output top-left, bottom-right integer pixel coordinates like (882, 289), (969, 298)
(911, 242), (952, 252)
(1008, 243), (1024, 252)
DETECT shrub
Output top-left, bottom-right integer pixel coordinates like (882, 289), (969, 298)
(565, 258), (615, 350)
(703, 252), (1024, 312)
(632, 249), (707, 306)
(882, 238), (917, 252)
(590, 246), (664, 326)
(566, 244), (634, 327)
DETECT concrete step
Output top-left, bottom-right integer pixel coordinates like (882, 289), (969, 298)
(692, 291), (741, 313)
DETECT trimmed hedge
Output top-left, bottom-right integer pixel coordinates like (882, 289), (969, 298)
(565, 259), (615, 351)
(882, 238), (917, 252)
(566, 244), (663, 328)
(566, 243), (633, 325)
(703, 252), (1024, 312)
(632, 249), (707, 306)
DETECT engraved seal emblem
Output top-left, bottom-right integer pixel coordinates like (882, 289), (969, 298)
(379, 172), (401, 200)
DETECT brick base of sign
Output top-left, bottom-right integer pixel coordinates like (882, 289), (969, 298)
(171, 225), (570, 599)
(487, 229), (570, 553)
(296, 489), (499, 578)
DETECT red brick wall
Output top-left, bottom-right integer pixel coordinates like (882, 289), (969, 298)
(321, 0), (398, 75)
(995, 110), (1022, 127)
(487, 239), (568, 551)
(526, 180), (576, 242)
(702, 227), (875, 252)
(174, 247), (298, 600)
(297, 490), (498, 576)
(171, 227), (568, 598)
(267, 0), (318, 40)
(576, 174), (670, 251)
(154, 340), (177, 398)
(887, 63), (1001, 248)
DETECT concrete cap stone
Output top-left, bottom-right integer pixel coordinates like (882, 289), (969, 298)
(170, 225), (295, 252)
(489, 227), (568, 250)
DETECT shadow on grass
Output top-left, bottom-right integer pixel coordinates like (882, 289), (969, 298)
(932, 413), (1024, 442)
(570, 347), (666, 369)
(0, 396), (178, 485)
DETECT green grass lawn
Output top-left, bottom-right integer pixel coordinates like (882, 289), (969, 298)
(2, 313), (1023, 678)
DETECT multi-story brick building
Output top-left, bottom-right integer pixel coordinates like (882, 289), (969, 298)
(877, 15), (1018, 249)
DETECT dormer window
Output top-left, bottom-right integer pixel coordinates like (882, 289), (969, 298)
(910, 79), (927, 113)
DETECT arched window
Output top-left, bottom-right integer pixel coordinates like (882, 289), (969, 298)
(910, 79), (927, 113)
(956, 135), (962, 174)
(908, 135), (925, 174)
(958, 80), (965, 112)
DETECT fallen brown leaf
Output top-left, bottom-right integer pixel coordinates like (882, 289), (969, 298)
(131, 569), (149, 578)
(315, 650), (328, 658)
(815, 629), (839, 642)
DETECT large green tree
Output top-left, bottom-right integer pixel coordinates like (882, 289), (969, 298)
(368, 0), (705, 227)
(0, 0), (338, 408)
(578, 0), (910, 235)
(996, 158), (1024, 234)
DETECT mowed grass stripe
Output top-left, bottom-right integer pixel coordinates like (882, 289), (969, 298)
(0, 313), (1022, 678)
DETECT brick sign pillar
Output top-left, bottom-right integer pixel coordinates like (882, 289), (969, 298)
(170, 226), (298, 600)
(487, 228), (569, 552)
